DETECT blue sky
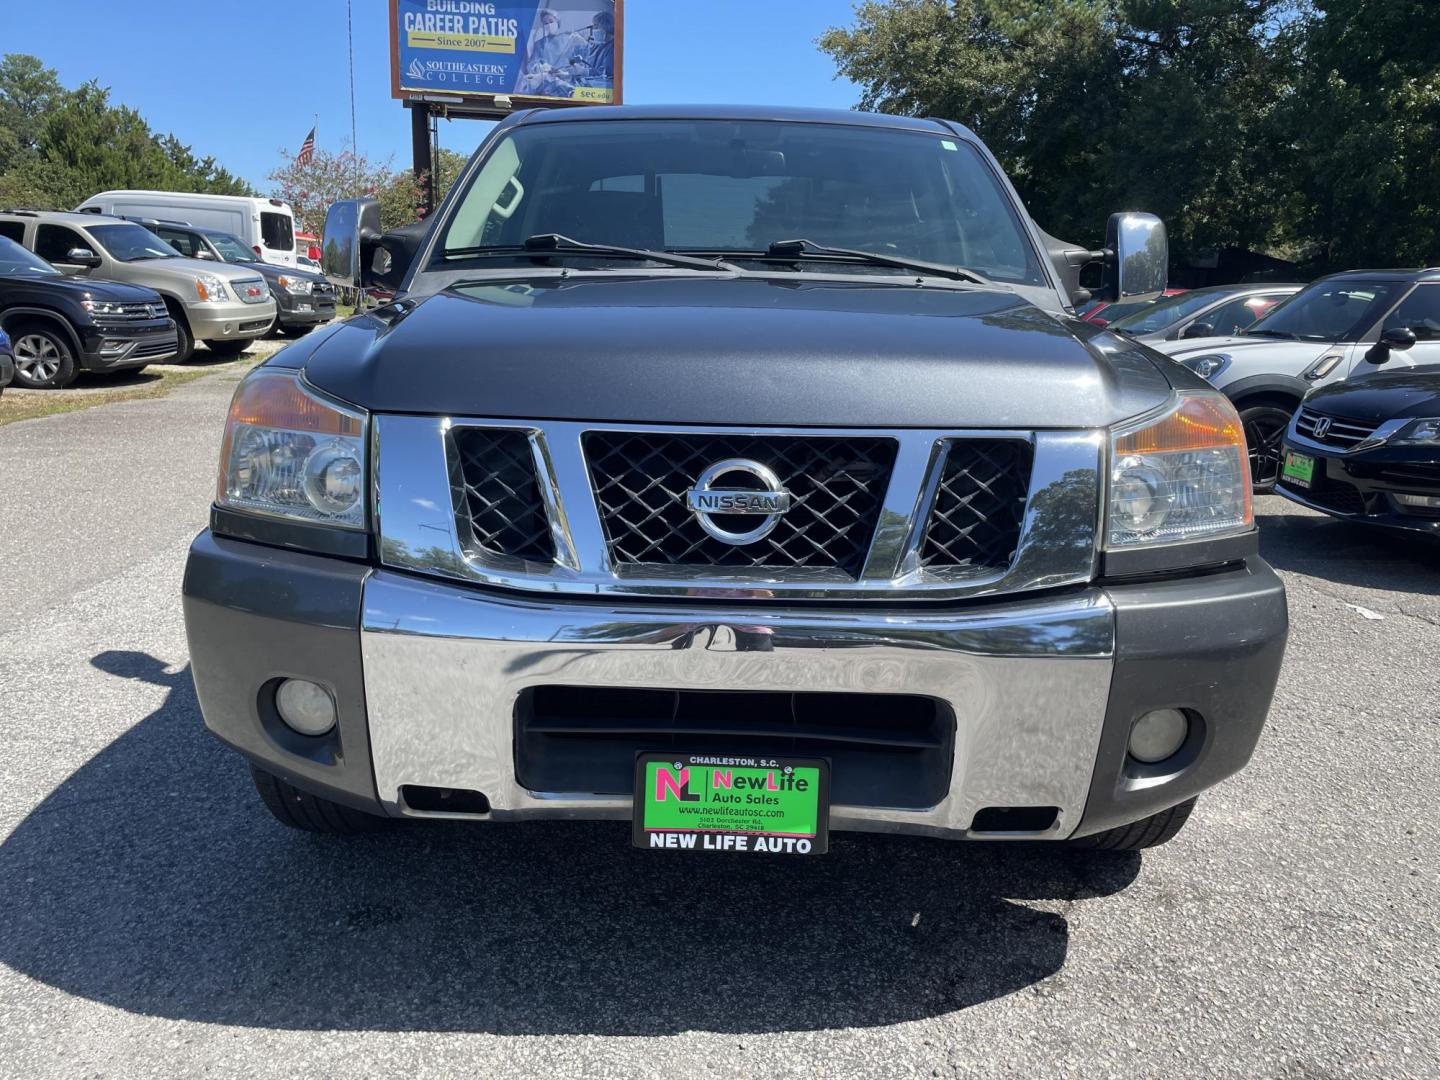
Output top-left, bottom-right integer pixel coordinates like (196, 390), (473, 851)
(3, 0), (861, 190)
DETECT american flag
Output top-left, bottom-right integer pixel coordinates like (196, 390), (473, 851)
(296, 126), (316, 166)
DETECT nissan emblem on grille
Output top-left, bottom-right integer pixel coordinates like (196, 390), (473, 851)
(685, 458), (793, 545)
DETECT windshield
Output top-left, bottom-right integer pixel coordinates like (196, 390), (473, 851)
(437, 119), (1046, 285)
(1110, 290), (1223, 333)
(0, 236), (60, 276)
(87, 224), (178, 262)
(208, 232), (258, 262)
(1244, 280), (1405, 342)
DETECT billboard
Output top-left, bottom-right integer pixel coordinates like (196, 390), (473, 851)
(390, 0), (622, 108)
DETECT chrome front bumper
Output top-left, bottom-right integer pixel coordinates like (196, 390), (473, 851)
(360, 570), (1115, 839)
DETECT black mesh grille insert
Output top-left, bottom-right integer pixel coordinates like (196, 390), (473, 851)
(583, 432), (897, 577)
(449, 427), (554, 562)
(919, 440), (1033, 570)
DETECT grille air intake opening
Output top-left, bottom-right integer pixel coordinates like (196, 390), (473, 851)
(969, 806), (1060, 833)
(449, 427), (555, 563)
(401, 785), (491, 815)
(516, 686), (955, 809)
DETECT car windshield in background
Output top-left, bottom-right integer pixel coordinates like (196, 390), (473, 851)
(0, 236), (61, 276)
(1244, 281), (1404, 342)
(437, 119), (1046, 285)
(1110, 290), (1223, 333)
(87, 224), (178, 262)
(209, 232), (258, 262)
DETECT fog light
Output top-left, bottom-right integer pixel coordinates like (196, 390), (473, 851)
(275, 678), (337, 736)
(1128, 708), (1189, 763)
(1393, 492), (1440, 508)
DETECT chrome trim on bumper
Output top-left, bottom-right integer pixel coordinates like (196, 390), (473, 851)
(1285, 414), (1409, 456)
(359, 570), (1116, 839)
(373, 414), (1103, 602)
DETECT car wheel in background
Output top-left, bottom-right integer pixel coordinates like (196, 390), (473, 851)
(10, 323), (77, 389)
(205, 339), (251, 357)
(167, 306), (195, 363)
(1240, 404), (1293, 492)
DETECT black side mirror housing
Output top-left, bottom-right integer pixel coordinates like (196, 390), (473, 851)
(1365, 326), (1417, 365)
(1181, 321), (1214, 340)
(323, 197), (428, 294)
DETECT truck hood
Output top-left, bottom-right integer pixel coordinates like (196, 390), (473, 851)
(3, 271), (160, 304)
(299, 275), (1175, 428)
(1303, 367), (1440, 423)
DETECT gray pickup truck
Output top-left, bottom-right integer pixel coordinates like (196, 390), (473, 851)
(182, 105), (1287, 855)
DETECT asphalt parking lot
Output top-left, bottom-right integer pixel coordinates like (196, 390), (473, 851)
(0, 366), (1436, 1079)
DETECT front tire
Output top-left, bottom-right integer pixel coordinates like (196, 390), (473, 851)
(1240, 404), (1294, 493)
(249, 765), (391, 834)
(10, 323), (77, 389)
(1072, 798), (1196, 851)
(205, 338), (252, 357)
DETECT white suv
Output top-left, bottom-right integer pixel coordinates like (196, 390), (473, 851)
(1155, 270), (1435, 488)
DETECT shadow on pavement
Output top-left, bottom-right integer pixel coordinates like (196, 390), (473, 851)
(0, 650), (1139, 1035)
(1257, 498), (1440, 596)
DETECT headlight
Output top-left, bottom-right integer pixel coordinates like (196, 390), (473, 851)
(80, 299), (127, 316)
(1179, 354), (1230, 381)
(1392, 418), (1440, 445)
(1107, 391), (1252, 547)
(217, 370), (367, 529)
(277, 275), (312, 295)
(194, 273), (231, 302)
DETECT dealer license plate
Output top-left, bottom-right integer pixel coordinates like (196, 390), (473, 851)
(633, 753), (829, 855)
(1282, 450), (1317, 488)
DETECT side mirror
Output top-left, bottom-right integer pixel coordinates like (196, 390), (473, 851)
(323, 197), (426, 294)
(66, 247), (102, 269)
(195, 249), (216, 260)
(1181, 321), (1214, 340)
(1102, 212), (1167, 303)
(322, 197), (383, 288)
(1365, 326), (1417, 365)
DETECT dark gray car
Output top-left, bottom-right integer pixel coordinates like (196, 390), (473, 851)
(182, 105), (1286, 858)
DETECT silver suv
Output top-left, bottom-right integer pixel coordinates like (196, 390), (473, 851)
(0, 210), (277, 360)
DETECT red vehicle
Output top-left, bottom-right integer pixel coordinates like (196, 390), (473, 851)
(1080, 288), (1188, 327)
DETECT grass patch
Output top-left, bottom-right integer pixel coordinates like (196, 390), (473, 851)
(0, 351), (267, 428)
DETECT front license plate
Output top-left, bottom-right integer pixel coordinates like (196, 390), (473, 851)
(633, 753), (829, 855)
(1282, 450), (1317, 488)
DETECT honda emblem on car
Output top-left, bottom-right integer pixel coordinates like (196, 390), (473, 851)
(1312, 416), (1332, 438)
(685, 458), (792, 545)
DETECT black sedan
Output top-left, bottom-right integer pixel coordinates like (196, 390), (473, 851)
(1277, 368), (1440, 535)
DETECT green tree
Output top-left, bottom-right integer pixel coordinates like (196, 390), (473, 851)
(819, 1), (1303, 262)
(1280, 0), (1440, 269)
(270, 144), (468, 234)
(0, 53), (253, 208)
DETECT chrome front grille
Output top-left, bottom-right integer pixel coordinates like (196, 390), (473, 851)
(92, 301), (167, 326)
(378, 417), (1103, 602)
(583, 431), (896, 576)
(1295, 408), (1378, 448)
(449, 427), (554, 562)
(233, 277), (271, 304)
(919, 439), (1032, 570)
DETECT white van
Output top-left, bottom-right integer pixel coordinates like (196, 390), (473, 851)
(76, 191), (297, 267)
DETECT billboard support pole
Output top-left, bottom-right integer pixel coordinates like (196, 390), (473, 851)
(410, 103), (434, 217)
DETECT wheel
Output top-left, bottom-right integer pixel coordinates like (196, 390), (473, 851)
(1072, 798), (1196, 851)
(1240, 404), (1293, 492)
(205, 338), (251, 357)
(9, 322), (78, 388)
(168, 308), (194, 362)
(249, 765), (391, 834)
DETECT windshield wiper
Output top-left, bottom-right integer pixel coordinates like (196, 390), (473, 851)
(1241, 328), (1296, 340)
(442, 234), (742, 272)
(758, 238), (990, 285)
